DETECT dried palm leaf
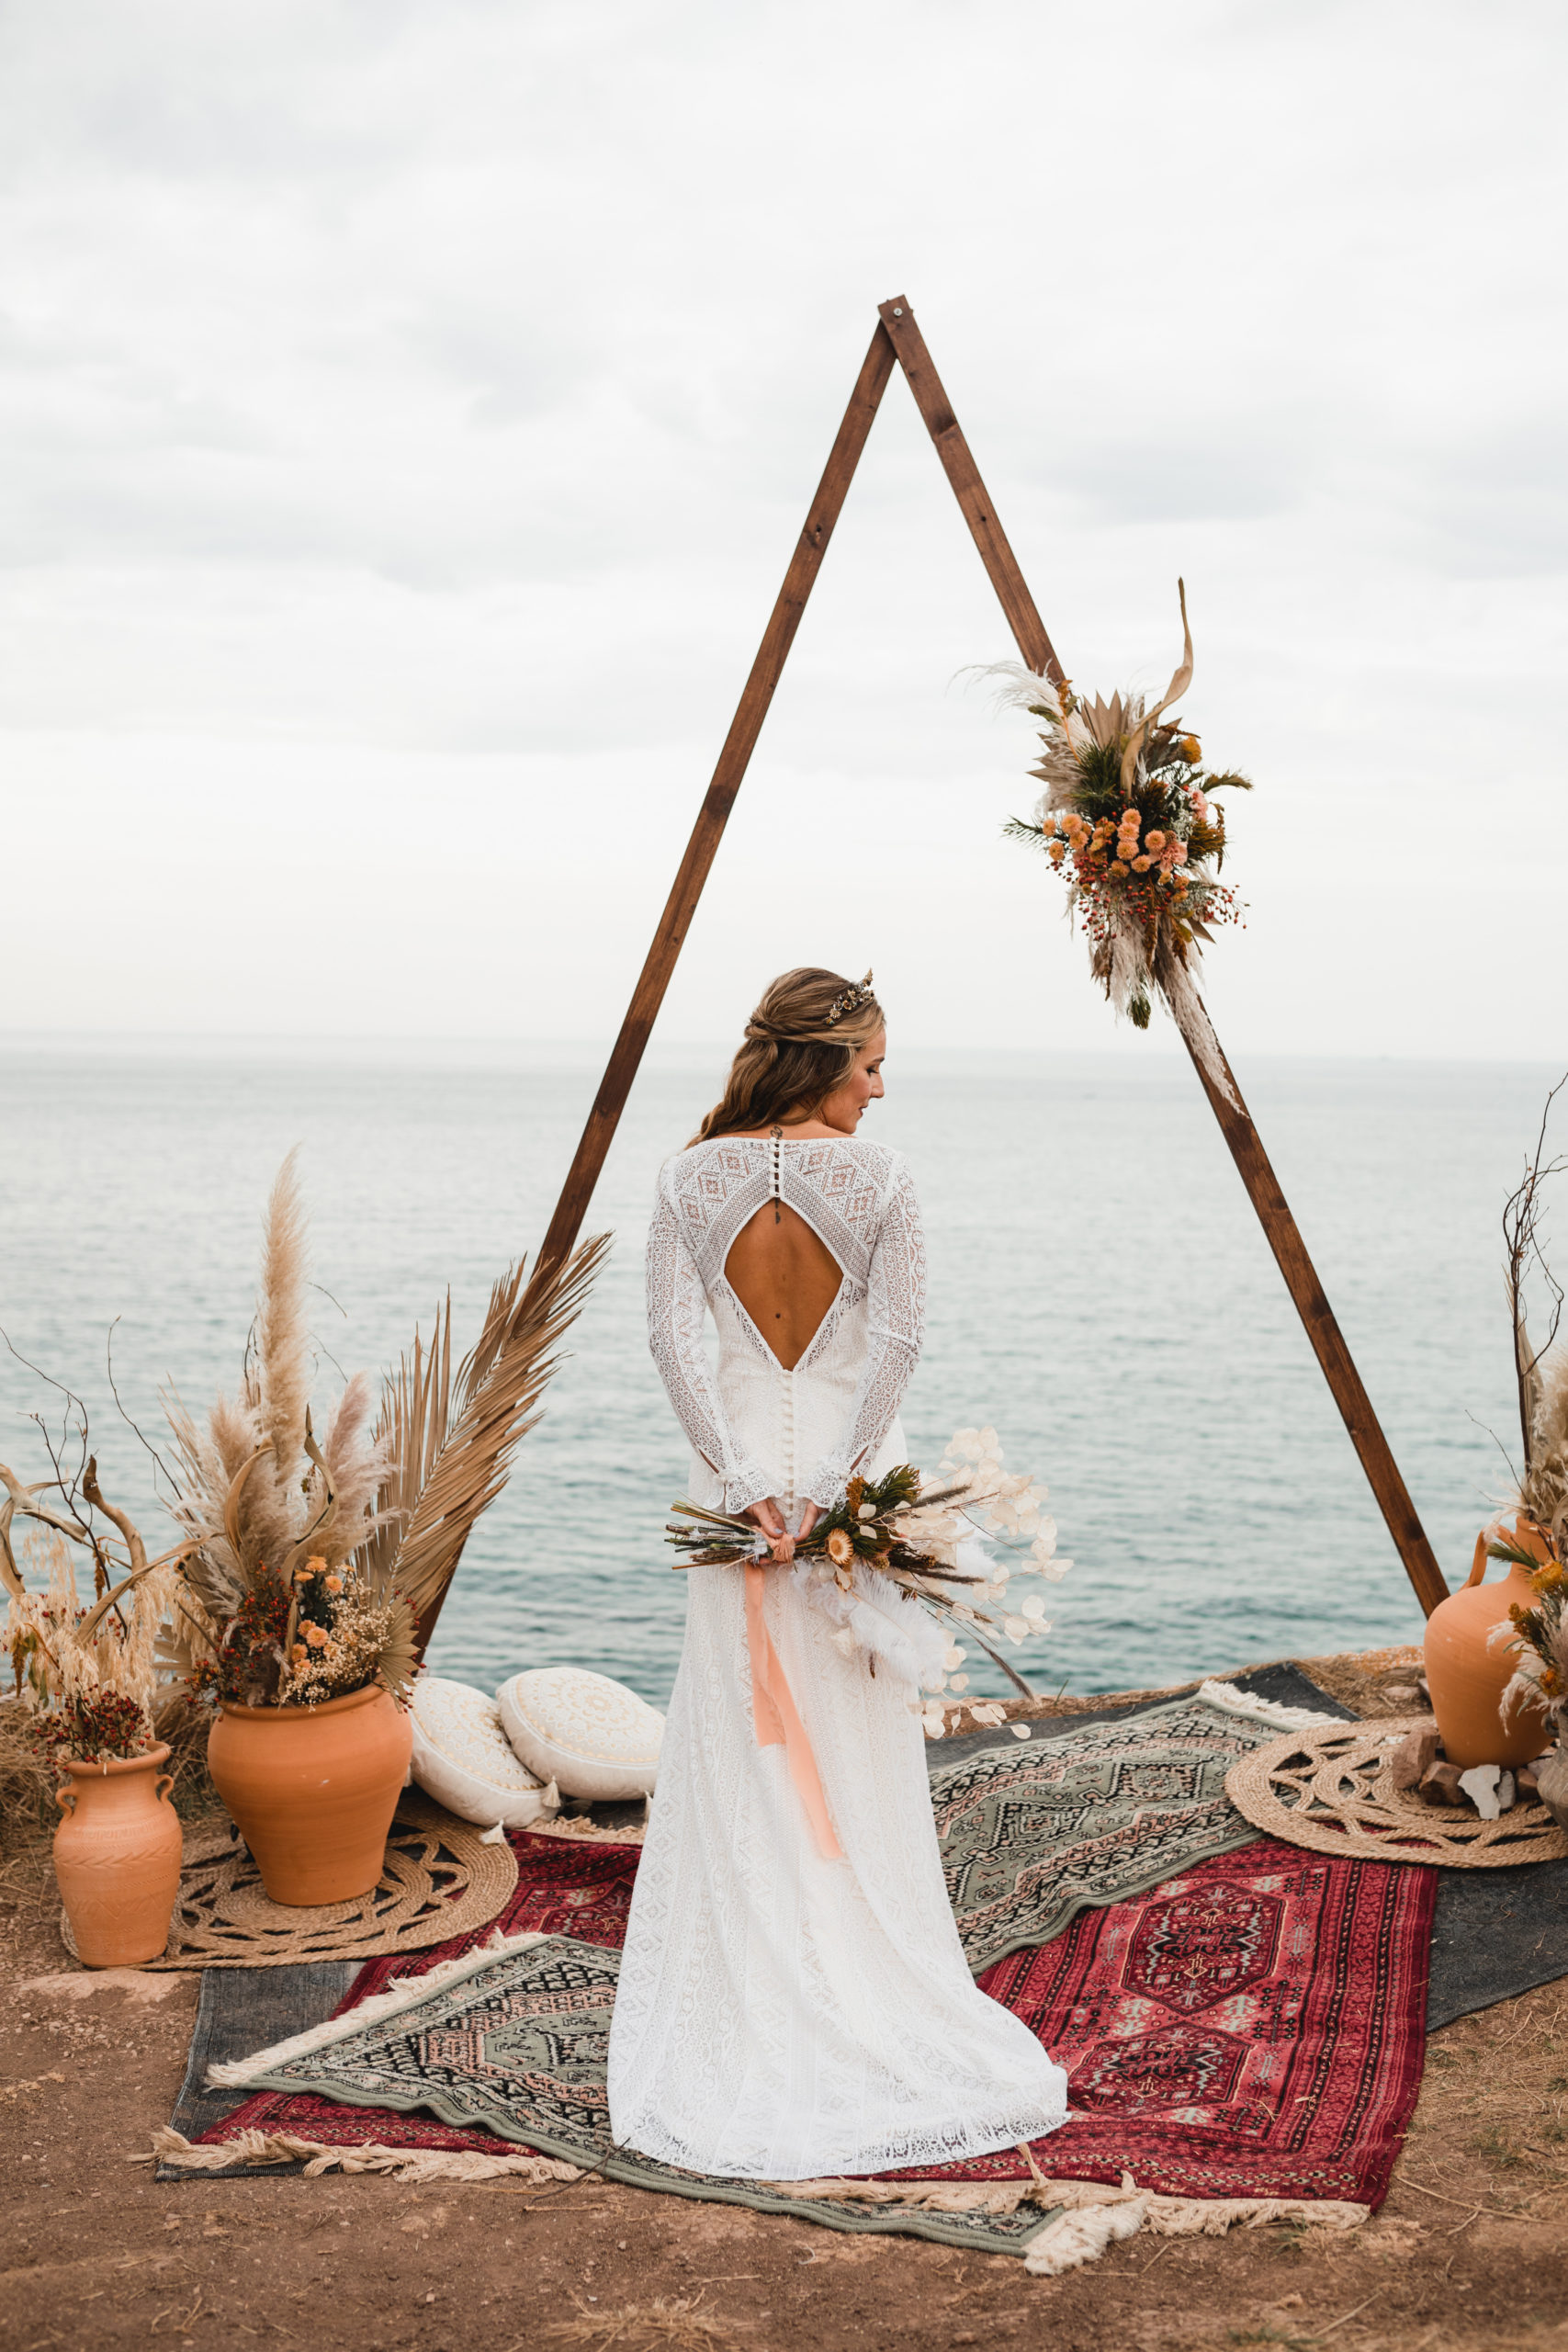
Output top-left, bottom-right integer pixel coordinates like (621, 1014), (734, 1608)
(359, 1235), (611, 1640)
(356, 1295), (455, 1595)
(376, 1595), (420, 1701)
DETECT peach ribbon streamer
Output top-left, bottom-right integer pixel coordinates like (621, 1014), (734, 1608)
(743, 1561), (843, 1861)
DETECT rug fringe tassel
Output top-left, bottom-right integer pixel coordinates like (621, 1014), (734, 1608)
(768, 2167), (1367, 2268)
(1021, 2175), (1370, 2276)
(140, 2128), (1368, 2262)
(203, 1929), (550, 2088)
(141, 2126), (583, 2186)
(769, 2176), (1043, 2215)
(1195, 1679), (1340, 1733)
(1024, 2194), (1149, 2272)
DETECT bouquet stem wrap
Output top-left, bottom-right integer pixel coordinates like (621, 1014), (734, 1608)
(744, 1561), (842, 1861)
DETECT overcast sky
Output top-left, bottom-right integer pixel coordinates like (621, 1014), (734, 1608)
(2, 0), (1563, 1061)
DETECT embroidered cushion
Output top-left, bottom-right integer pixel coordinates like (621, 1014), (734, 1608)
(410, 1675), (557, 1828)
(496, 1667), (664, 1801)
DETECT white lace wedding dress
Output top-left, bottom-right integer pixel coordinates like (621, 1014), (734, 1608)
(605, 1132), (1069, 2180)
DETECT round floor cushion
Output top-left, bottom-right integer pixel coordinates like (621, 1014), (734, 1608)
(410, 1676), (557, 1828)
(496, 1667), (664, 1801)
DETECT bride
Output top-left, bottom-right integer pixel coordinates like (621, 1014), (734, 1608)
(606, 966), (1068, 2180)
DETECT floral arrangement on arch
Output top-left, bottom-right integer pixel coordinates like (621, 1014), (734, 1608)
(990, 583), (1250, 1099)
(668, 1422), (1070, 1738)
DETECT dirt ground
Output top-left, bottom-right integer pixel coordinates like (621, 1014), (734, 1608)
(5, 1657), (1566, 2352)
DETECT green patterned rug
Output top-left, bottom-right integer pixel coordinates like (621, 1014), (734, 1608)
(207, 1931), (1066, 2256)
(934, 1679), (1340, 1973)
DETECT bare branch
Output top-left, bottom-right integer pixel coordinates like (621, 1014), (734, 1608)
(82, 1455), (148, 1576)
(105, 1317), (178, 1500)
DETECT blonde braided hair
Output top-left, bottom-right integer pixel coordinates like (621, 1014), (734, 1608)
(688, 967), (884, 1146)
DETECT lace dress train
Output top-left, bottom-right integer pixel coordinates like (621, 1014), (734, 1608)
(605, 1135), (1069, 2180)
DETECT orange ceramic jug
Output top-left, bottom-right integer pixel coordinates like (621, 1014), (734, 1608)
(1424, 1521), (1552, 1770)
(53, 1742), (183, 1967)
(208, 1680), (412, 1905)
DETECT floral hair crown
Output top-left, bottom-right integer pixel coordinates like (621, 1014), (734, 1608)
(825, 970), (875, 1027)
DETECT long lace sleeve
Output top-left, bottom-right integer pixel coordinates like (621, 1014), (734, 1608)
(646, 1180), (774, 1515)
(797, 1157), (926, 1510)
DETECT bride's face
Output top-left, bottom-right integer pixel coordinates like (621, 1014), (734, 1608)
(818, 1028), (886, 1134)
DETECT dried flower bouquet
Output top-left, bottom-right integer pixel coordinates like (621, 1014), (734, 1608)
(3, 1430), (190, 1763)
(991, 584), (1250, 1098)
(5, 1525), (179, 1763)
(163, 1151), (417, 1712)
(667, 1425), (1069, 1737)
(164, 1152), (609, 1713)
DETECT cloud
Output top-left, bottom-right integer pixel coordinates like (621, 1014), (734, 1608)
(0, 0), (1563, 1057)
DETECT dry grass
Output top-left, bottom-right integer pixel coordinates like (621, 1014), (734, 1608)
(151, 1688), (222, 1817)
(1409, 1981), (1568, 2184)
(543, 2294), (750, 2350)
(1292, 1645), (1428, 1718)
(0, 1694), (59, 1853)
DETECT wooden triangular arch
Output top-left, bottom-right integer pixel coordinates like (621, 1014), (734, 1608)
(518, 295), (1448, 1625)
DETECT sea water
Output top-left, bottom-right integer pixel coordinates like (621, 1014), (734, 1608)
(1, 1041), (1557, 1708)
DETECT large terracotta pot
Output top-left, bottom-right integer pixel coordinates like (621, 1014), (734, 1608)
(208, 1681), (412, 1905)
(53, 1743), (183, 1968)
(1424, 1521), (1552, 1770)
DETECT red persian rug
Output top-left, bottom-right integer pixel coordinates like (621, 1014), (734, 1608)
(202, 1833), (1433, 2209)
(891, 1838), (1435, 2205)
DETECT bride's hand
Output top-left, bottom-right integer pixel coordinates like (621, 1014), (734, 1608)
(745, 1498), (795, 1564)
(795, 1501), (820, 1543)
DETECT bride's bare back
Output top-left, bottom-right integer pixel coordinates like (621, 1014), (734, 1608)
(725, 1201), (843, 1370)
(720, 1066), (885, 1381)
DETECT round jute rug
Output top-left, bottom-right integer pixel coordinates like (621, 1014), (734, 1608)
(59, 1793), (520, 1969)
(1225, 1714), (1568, 1867)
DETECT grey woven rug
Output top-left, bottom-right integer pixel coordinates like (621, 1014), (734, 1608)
(186, 1934), (1066, 2256)
(931, 1668), (1347, 1972)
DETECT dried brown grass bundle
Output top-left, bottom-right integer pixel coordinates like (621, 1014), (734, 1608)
(151, 1683), (218, 1806)
(545, 2296), (749, 2351)
(360, 1235), (612, 1643)
(0, 1693), (59, 1850)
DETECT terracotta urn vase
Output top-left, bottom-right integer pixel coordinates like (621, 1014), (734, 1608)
(1424, 1521), (1552, 1770)
(207, 1680), (412, 1906)
(53, 1743), (183, 1968)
